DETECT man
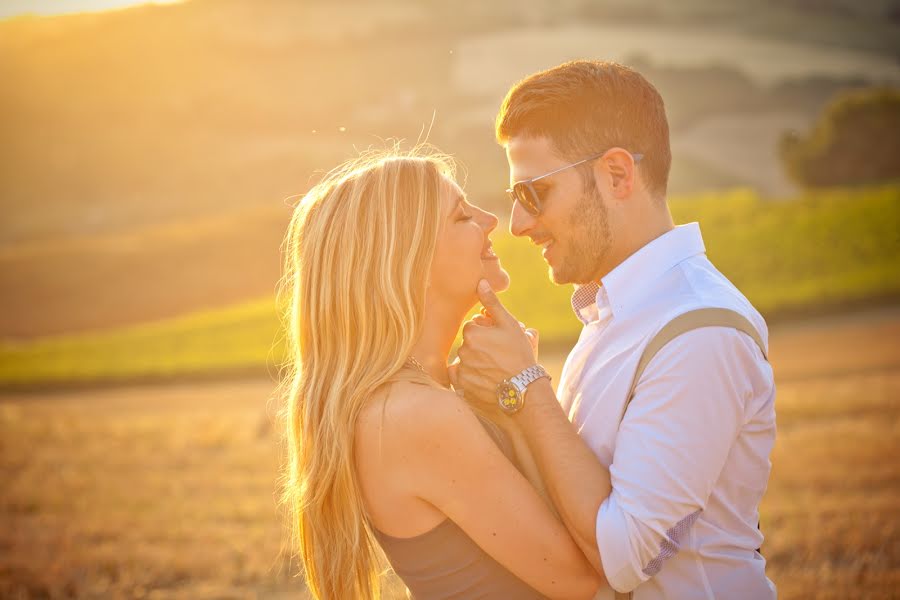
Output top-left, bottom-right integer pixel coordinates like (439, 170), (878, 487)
(455, 60), (777, 599)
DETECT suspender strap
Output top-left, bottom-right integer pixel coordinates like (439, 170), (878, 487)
(621, 307), (767, 424)
(611, 308), (767, 600)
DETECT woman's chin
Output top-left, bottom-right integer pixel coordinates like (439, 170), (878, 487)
(483, 263), (511, 293)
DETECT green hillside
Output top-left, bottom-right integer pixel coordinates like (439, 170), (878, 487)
(2, 184), (898, 386)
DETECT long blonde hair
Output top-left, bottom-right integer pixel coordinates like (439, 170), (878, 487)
(276, 146), (456, 599)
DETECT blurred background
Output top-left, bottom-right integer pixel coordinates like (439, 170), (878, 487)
(1, 0), (898, 598)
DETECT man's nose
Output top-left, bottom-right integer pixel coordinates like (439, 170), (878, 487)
(509, 200), (535, 237)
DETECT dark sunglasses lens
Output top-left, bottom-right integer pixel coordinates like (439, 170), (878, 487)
(514, 184), (541, 215)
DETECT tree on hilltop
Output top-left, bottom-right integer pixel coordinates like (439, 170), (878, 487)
(779, 87), (900, 187)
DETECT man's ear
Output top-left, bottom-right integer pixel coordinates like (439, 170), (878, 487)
(601, 149), (636, 198)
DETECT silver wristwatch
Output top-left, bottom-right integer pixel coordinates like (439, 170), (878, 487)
(496, 364), (551, 415)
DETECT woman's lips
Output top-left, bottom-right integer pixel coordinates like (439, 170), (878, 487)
(481, 241), (498, 260)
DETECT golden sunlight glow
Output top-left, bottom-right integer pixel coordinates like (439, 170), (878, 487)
(0, 0), (183, 20)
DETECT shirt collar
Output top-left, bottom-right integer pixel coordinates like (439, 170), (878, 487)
(570, 282), (612, 325)
(569, 222), (706, 324)
(571, 281), (601, 324)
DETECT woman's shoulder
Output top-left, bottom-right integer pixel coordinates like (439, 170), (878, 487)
(354, 381), (470, 536)
(355, 380), (497, 506)
(358, 380), (474, 442)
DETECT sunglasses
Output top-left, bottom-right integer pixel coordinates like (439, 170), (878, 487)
(506, 149), (644, 216)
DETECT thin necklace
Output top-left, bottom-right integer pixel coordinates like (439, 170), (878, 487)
(406, 355), (449, 389)
(406, 355), (429, 375)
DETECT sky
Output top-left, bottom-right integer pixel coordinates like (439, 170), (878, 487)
(0, 0), (182, 19)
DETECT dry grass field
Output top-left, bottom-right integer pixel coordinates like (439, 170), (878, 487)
(1, 307), (898, 599)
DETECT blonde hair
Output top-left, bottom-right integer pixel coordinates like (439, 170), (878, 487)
(276, 146), (457, 599)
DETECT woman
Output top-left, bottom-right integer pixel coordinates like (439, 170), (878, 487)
(278, 147), (602, 599)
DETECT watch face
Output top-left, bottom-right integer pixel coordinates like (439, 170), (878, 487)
(497, 381), (522, 413)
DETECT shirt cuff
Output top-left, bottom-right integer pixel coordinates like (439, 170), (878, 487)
(596, 491), (650, 593)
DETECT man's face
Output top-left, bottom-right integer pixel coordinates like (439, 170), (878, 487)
(506, 136), (613, 285)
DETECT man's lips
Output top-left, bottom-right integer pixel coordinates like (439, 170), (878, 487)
(531, 236), (554, 254)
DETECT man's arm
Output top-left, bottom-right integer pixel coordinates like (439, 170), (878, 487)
(460, 281), (773, 593)
(511, 377), (612, 574)
(592, 325), (772, 592)
(456, 280), (611, 573)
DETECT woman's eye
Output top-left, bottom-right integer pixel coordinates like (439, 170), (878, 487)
(458, 214), (473, 222)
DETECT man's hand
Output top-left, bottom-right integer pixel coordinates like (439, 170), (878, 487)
(471, 308), (540, 355)
(455, 280), (539, 410)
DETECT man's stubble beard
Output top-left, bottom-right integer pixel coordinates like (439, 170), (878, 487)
(550, 186), (612, 285)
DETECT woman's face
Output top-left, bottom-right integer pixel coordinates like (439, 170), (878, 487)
(428, 177), (510, 304)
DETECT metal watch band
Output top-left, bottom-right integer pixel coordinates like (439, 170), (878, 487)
(510, 364), (551, 390)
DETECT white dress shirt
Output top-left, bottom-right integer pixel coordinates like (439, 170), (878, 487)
(557, 223), (777, 600)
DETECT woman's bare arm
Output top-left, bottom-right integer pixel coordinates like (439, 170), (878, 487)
(381, 385), (603, 600)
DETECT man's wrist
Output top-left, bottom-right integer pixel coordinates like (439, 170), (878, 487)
(518, 377), (557, 427)
(497, 364), (550, 415)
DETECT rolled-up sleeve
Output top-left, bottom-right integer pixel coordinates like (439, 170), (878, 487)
(595, 327), (763, 593)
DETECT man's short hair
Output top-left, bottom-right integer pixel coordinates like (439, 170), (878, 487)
(495, 60), (671, 198)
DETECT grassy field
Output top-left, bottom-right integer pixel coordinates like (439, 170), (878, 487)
(2, 183), (898, 386)
(0, 298), (282, 385)
(1, 307), (898, 599)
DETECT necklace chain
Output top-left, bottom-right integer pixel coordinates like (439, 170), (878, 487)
(406, 355), (453, 391)
(406, 355), (429, 376)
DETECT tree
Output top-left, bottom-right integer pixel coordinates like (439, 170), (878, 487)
(779, 87), (900, 187)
